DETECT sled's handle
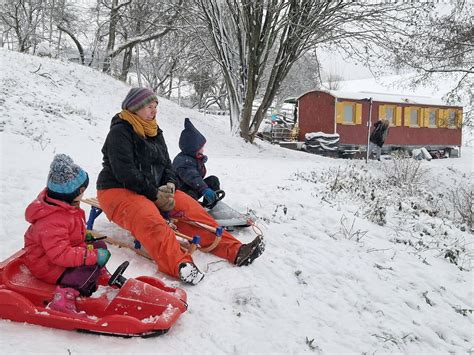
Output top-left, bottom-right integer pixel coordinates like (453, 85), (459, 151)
(108, 261), (129, 288)
(215, 190), (225, 201)
(201, 190), (225, 209)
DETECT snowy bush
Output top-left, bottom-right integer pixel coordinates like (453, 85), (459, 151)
(293, 161), (473, 270)
(363, 199), (387, 226)
(335, 215), (368, 241)
(383, 153), (427, 195)
(447, 184), (474, 231)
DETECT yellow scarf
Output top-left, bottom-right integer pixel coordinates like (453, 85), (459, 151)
(119, 109), (158, 138)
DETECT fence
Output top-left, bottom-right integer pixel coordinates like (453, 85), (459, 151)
(259, 125), (299, 143)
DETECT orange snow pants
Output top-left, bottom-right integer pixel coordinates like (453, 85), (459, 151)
(97, 188), (242, 278)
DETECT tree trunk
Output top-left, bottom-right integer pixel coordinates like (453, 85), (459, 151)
(167, 69), (173, 99)
(119, 45), (133, 81)
(57, 25), (85, 64)
(135, 45), (142, 86)
(103, 0), (120, 73)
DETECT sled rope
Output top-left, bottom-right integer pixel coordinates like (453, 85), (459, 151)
(250, 222), (263, 238)
(170, 213), (263, 248)
(169, 216), (222, 253)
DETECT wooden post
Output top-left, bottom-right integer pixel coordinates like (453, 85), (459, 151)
(366, 97), (373, 163)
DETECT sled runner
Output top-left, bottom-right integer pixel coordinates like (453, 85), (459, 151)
(0, 249), (187, 337)
(199, 190), (254, 228)
(204, 200), (254, 228)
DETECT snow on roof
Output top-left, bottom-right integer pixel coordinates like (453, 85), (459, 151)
(299, 89), (460, 107)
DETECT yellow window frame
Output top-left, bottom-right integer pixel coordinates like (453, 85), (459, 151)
(424, 108), (438, 128)
(379, 104), (401, 127)
(437, 109), (447, 128)
(456, 109), (463, 128)
(404, 107), (423, 128)
(444, 109), (462, 129)
(336, 101), (362, 125)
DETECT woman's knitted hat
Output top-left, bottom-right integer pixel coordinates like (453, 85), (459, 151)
(47, 154), (89, 203)
(121, 88), (158, 113)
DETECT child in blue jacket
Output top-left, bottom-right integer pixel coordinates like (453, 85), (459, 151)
(172, 118), (220, 206)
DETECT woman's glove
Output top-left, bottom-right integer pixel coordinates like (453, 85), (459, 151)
(155, 185), (175, 212)
(202, 188), (217, 204)
(166, 182), (175, 194)
(96, 248), (111, 267)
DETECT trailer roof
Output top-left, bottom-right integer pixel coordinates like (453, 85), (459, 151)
(299, 90), (462, 108)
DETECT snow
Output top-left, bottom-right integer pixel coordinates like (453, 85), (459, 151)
(0, 48), (473, 353)
(337, 73), (467, 107)
(323, 90), (450, 107)
(305, 132), (340, 140)
(142, 305), (176, 324)
(90, 286), (119, 302)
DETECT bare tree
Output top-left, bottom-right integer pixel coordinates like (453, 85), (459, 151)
(102, 0), (131, 74)
(0, 0), (98, 63)
(323, 72), (344, 91)
(379, 0), (473, 126)
(275, 51), (321, 105)
(0, 0), (43, 53)
(187, 67), (215, 108)
(57, 23), (85, 63)
(138, 31), (195, 97)
(102, 0), (183, 81)
(186, 59), (228, 109)
(195, 0), (429, 142)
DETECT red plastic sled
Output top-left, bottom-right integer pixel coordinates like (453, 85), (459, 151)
(0, 249), (187, 337)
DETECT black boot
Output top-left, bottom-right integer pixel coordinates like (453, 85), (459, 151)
(234, 235), (265, 266)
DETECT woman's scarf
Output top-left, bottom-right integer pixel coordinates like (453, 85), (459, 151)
(119, 109), (158, 138)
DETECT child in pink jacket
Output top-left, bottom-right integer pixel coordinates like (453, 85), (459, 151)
(23, 154), (110, 316)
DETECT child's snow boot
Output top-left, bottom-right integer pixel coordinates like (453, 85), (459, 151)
(48, 286), (86, 317)
(178, 263), (205, 285)
(234, 235), (265, 266)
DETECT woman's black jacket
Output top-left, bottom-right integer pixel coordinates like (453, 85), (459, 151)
(96, 114), (176, 201)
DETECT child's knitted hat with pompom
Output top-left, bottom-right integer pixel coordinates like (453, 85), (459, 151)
(47, 154), (89, 203)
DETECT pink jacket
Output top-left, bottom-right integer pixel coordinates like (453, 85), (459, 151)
(23, 188), (98, 284)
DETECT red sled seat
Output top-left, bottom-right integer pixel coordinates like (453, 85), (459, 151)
(0, 249), (187, 337)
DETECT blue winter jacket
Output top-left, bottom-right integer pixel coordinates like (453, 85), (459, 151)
(172, 118), (209, 193)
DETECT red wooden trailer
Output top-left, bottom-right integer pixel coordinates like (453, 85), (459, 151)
(296, 90), (463, 155)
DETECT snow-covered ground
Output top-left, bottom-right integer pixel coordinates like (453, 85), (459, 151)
(0, 48), (473, 354)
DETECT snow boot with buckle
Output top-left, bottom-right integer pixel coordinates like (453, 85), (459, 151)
(178, 263), (205, 285)
(234, 235), (265, 266)
(47, 286), (86, 317)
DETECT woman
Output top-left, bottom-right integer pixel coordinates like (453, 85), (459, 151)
(96, 88), (264, 285)
(369, 119), (390, 161)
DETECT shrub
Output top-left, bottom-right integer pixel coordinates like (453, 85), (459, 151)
(448, 184), (474, 231)
(383, 153), (427, 195)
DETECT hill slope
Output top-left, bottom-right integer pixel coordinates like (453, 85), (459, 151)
(0, 49), (472, 353)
